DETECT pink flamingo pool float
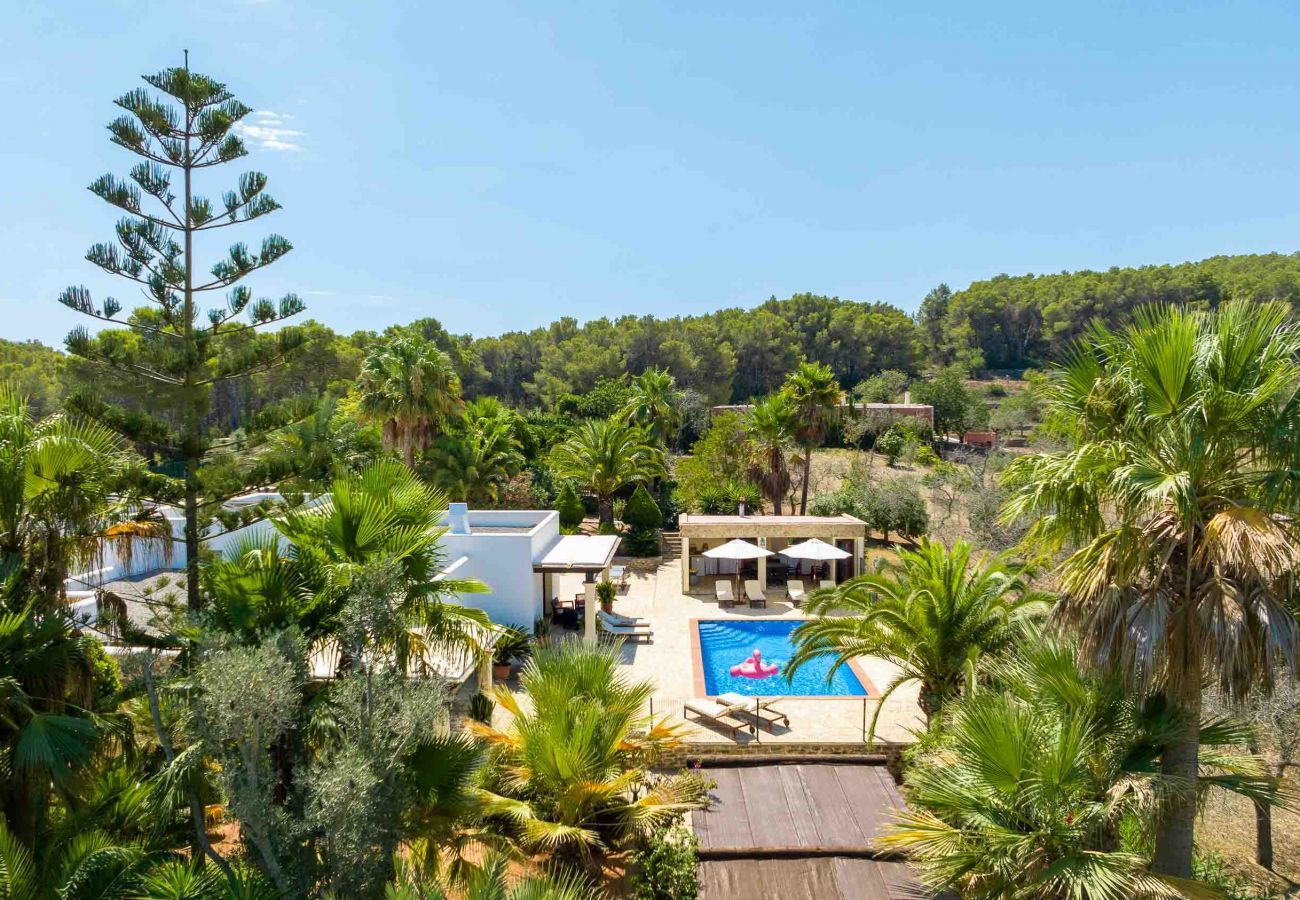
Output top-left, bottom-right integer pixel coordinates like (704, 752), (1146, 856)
(730, 648), (780, 679)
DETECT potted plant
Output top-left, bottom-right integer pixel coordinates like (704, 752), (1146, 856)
(492, 627), (532, 682)
(597, 578), (617, 613)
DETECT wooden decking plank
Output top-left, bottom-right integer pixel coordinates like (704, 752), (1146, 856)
(797, 764), (870, 846)
(736, 765), (797, 848)
(832, 858), (889, 900)
(776, 763), (822, 847)
(833, 764), (902, 840)
(696, 767), (753, 848)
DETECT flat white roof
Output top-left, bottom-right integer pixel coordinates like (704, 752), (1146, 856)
(533, 534), (621, 571)
(679, 514), (866, 527)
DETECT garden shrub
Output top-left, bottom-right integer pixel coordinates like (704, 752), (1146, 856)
(657, 479), (685, 529)
(623, 483), (663, 556)
(632, 821), (699, 900)
(623, 483), (662, 531)
(84, 638), (122, 712)
(555, 481), (585, 529)
(467, 691), (495, 724)
(875, 426), (906, 466)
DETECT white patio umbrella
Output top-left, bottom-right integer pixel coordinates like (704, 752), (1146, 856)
(703, 539), (772, 596)
(779, 538), (850, 580)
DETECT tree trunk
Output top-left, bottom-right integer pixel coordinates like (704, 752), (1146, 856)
(185, 453), (201, 611)
(799, 448), (812, 515)
(404, 442), (415, 470)
(1152, 666), (1202, 878)
(182, 69), (202, 614)
(1255, 796), (1273, 870)
(598, 496), (614, 528)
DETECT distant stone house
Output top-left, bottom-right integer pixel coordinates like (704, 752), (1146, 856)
(962, 429), (997, 449)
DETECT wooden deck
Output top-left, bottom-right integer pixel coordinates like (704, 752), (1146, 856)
(692, 761), (931, 899)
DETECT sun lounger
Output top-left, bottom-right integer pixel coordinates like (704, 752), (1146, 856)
(600, 609), (649, 628)
(786, 579), (807, 607)
(717, 692), (790, 732)
(598, 609), (650, 631)
(683, 698), (753, 738)
(744, 579), (766, 608)
(597, 611), (652, 642)
(715, 581), (736, 607)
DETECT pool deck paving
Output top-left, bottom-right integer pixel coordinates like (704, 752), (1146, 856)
(542, 560), (924, 747)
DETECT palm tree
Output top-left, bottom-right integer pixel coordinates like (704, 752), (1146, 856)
(883, 635), (1280, 899)
(1000, 300), (1300, 877)
(424, 399), (525, 506)
(468, 643), (707, 871)
(200, 532), (322, 642)
(549, 419), (664, 529)
(0, 760), (274, 899)
(619, 368), (682, 449)
(0, 383), (151, 603)
(746, 392), (798, 515)
(0, 818), (276, 899)
(390, 851), (599, 900)
(782, 361), (842, 514)
(264, 396), (377, 486)
(357, 336), (463, 468)
(271, 460), (491, 667)
(789, 539), (1045, 743)
(0, 568), (99, 846)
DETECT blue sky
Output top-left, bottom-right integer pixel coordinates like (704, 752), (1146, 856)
(4, 1), (1299, 346)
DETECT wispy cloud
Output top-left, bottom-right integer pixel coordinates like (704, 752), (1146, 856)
(236, 110), (304, 152)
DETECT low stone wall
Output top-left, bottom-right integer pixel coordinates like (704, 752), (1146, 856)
(658, 740), (907, 779)
(612, 554), (663, 572)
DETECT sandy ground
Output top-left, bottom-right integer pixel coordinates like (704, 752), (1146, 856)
(1197, 770), (1300, 895)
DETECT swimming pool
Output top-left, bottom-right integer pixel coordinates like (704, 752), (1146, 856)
(694, 619), (870, 697)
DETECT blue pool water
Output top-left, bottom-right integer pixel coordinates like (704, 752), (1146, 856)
(696, 619), (868, 697)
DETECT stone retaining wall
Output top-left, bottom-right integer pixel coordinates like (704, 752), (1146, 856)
(658, 740), (907, 777)
(612, 554), (663, 571)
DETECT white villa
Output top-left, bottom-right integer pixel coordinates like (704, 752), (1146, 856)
(71, 497), (621, 643)
(437, 504), (619, 632)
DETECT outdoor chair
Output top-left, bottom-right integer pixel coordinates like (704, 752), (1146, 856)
(601, 609), (649, 628)
(717, 692), (790, 732)
(786, 580), (807, 607)
(744, 579), (766, 608)
(715, 580), (736, 607)
(597, 610), (652, 642)
(683, 698), (754, 738)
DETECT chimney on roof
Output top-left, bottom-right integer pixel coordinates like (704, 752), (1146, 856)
(738, 499), (747, 517)
(448, 502), (471, 534)
(904, 390), (911, 404)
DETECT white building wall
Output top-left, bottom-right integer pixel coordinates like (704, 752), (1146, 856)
(65, 494), (326, 591)
(437, 509), (559, 629)
(69, 499), (562, 633)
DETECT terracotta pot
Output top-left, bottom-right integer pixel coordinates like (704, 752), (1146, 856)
(493, 662), (512, 681)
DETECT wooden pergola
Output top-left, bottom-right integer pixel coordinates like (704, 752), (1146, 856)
(678, 513), (867, 594)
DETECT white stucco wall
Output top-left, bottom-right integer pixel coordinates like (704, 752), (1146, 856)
(69, 498), (562, 633)
(65, 494), (325, 591)
(437, 509), (559, 629)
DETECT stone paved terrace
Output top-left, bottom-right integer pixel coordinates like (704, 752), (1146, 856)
(540, 558), (924, 748)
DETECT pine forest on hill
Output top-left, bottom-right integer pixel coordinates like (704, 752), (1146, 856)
(12, 250), (1300, 424)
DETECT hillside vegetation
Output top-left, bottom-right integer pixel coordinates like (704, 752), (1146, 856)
(25, 251), (1300, 420)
